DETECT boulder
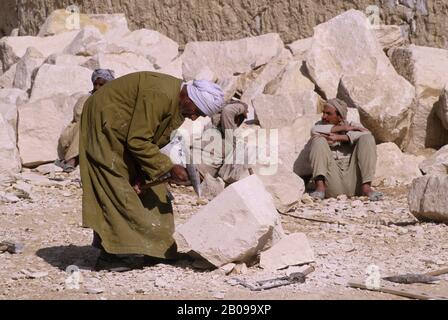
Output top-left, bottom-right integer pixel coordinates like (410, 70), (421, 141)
(252, 94), (304, 129)
(200, 173), (225, 201)
(390, 45), (448, 152)
(158, 56), (183, 79)
(0, 63), (17, 88)
(337, 72), (415, 145)
(38, 9), (129, 38)
(286, 37), (313, 60)
(63, 26), (107, 56)
(347, 107), (361, 124)
(373, 25), (408, 51)
(45, 54), (90, 67)
(30, 64), (92, 101)
(374, 142), (424, 187)
(216, 76), (240, 101)
(17, 94), (80, 167)
(108, 29), (179, 69)
(0, 31), (78, 72)
(419, 145), (448, 175)
(0, 88), (28, 105)
(260, 233), (314, 271)
(408, 175), (448, 223)
(13, 47), (45, 92)
(275, 115), (321, 176)
(264, 60), (315, 95)
(306, 10), (415, 145)
(257, 164), (305, 213)
(84, 53), (155, 78)
(240, 49), (292, 120)
(436, 86), (448, 130)
(0, 110), (20, 184)
(173, 175), (285, 267)
(182, 33), (285, 81)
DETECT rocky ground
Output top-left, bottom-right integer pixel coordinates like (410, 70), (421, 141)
(1, 169), (448, 300)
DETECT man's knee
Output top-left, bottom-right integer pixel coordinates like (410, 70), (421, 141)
(357, 133), (375, 145)
(310, 136), (328, 150)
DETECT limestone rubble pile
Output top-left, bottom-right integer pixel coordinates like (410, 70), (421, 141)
(1, 9), (448, 268)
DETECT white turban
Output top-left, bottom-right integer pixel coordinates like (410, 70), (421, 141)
(186, 80), (225, 117)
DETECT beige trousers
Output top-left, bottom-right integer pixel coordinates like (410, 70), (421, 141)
(309, 134), (377, 197)
(59, 121), (80, 161)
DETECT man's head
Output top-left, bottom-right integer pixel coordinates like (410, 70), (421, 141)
(180, 80), (225, 121)
(91, 69), (115, 93)
(322, 98), (348, 125)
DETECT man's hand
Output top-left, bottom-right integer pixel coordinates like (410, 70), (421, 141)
(169, 164), (189, 183)
(132, 174), (145, 196)
(331, 125), (368, 133)
(321, 133), (349, 144)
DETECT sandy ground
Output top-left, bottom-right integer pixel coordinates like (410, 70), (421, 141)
(1, 169), (448, 300)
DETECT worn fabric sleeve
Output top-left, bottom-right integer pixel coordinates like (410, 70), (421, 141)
(346, 121), (370, 145)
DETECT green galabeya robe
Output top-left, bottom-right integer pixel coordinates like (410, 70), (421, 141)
(79, 72), (184, 258)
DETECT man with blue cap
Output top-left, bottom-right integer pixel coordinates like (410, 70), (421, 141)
(79, 72), (224, 271)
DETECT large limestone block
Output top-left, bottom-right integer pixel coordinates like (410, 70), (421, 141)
(390, 45), (448, 152)
(45, 54), (90, 67)
(0, 63), (17, 88)
(337, 72), (415, 145)
(373, 25), (408, 51)
(17, 94), (79, 167)
(240, 49), (292, 120)
(0, 31), (78, 72)
(108, 29), (179, 69)
(173, 175), (285, 267)
(276, 115), (321, 176)
(286, 38), (312, 60)
(257, 164), (305, 213)
(0, 113), (21, 184)
(252, 94), (304, 129)
(306, 10), (398, 99)
(158, 57), (183, 79)
(0, 102), (18, 129)
(253, 91), (322, 129)
(13, 47), (45, 92)
(436, 86), (448, 130)
(30, 64), (92, 101)
(306, 10), (415, 145)
(374, 142), (424, 187)
(182, 33), (285, 81)
(264, 60), (315, 95)
(0, 88), (28, 105)
(38, 9), (129, 38)
(84, 53), (155, 78)
(408, 175), (448, 223)
(260, 233), (314, 271)
(419, 145), (448, 175)
(63, 26), (107, 56)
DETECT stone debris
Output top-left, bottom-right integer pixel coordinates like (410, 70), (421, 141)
(174, 175), (284, 267)
(408, 175), (448, 223)
(0, 7), (447, 300)
(260, 233), (315, 271)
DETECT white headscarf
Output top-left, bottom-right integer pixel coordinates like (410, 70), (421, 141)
(186, 80), (225, 117)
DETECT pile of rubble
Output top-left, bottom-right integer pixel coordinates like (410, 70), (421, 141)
(1, 9), (448, 283)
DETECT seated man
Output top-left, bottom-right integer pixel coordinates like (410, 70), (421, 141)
(195, 99), (250, 185)
(309, 98), (382, 201)
(57, 69), (115, 172)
